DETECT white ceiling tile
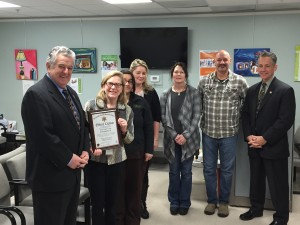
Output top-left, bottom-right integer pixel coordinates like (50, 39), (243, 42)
(259, 0), (300, 4)
(169, 7), (211, 13)
(52, 0), (102, 4)
(155, 0), (208, 7)
(207, 0), (256, 7)
(71, 4), (119, 11)
(8, 0), (65, 7)
(0, 0), (299, 19)
(117, 2), (165, 9)
(125, 7), (171, 14)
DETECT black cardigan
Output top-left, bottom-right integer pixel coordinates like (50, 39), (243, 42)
(144, 88), (162, 122)
(125, 92), (154, 159)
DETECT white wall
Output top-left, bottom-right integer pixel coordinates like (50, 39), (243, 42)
(0, 13), (299, 131)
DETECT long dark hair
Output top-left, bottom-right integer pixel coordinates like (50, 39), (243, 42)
(121, 69), (136, 93)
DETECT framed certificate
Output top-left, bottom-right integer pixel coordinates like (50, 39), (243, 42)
(87, 109), (121, 150)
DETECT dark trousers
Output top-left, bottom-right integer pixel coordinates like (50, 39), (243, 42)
(141, 160), (151, 206)
(249, 157), (289, 223)
(117, 158), (146, 225)
(32, 182), (80, 225)
(86, 160), (125, 225)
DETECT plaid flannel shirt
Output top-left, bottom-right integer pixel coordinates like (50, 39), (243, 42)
(197, 70), (248, 138)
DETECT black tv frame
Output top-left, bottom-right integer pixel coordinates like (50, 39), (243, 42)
(120, 27), (188, 69)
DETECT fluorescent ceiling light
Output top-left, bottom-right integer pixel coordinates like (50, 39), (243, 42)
(0, 1), (21, 8)
(103, 0), (152, 4)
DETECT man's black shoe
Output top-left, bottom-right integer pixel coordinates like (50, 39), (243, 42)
(141, 208), (149, 219)
(179, 208), (189, 215)
(239, 209), (263, 221)
(141, 202), (149, 219)
(269, 220), (287, 225)
(170, 207), (179, 215)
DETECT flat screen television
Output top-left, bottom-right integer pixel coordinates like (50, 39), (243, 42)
(120, 27), (188, 69)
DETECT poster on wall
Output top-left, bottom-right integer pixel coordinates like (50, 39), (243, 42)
(69, 78), (82, 94)
(101, 55), (118, 78)
(294, 45), (300, 82)
(71, 48), (97, 73)
(199, 50), (218, 77)
(234, 48), (270, 77)
(15, 49), (38, 80)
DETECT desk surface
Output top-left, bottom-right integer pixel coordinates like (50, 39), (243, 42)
(1, 131), (26, 142)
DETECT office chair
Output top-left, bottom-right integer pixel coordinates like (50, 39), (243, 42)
(0, 164), (34, 225)
(5, 151), (91, 225)
(293, 126), (300, 194)
(0, 123), (7, 153)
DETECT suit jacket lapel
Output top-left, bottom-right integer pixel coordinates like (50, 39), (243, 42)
(44, 75), (80, 132)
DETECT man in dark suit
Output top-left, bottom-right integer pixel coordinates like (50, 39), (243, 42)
(240, 51), (296, 225)
(21, 46), (90, 225)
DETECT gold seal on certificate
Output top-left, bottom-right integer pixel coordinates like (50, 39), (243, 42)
(87, 109), (121, 150)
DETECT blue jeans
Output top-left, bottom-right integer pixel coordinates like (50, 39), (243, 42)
(168, 144), (194, 209)
(202, 133), (238, 204)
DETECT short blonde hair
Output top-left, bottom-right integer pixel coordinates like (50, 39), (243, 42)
(129, 59), (153, 93)
(96, 71), (127, 104)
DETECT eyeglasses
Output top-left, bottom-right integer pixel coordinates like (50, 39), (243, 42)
(124, 80), (133, 85)
(106, 82), (123, 88)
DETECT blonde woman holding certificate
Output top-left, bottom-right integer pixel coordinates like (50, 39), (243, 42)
(84, 71), (134, 225)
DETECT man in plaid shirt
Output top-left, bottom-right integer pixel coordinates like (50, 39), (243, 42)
(197, 50), (248, 217)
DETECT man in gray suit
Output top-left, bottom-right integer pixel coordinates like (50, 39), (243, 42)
(21, 46), (90, 225)
(240, 51), (296, 225)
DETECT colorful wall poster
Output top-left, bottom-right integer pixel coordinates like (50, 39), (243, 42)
(234, 48), (270, 77)
(101, 55), (118, 78)
(71, 48), (97, 73)
(294, 46), (300, 82)
(199, 50), (218, 77)
(15, 49), (38, 80)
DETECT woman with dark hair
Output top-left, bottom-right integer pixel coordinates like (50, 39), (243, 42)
(130, 59), (161, 219)
(160, 62), (201, 216)
(117, 70), (153, 225)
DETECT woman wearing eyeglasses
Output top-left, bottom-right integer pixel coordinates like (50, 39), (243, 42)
(116, 70), (154, 225)
(84, 71), (134, 225)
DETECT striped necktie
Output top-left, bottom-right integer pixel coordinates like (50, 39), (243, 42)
(256, 82), (267, 114)
(62, 89), (80, 129)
